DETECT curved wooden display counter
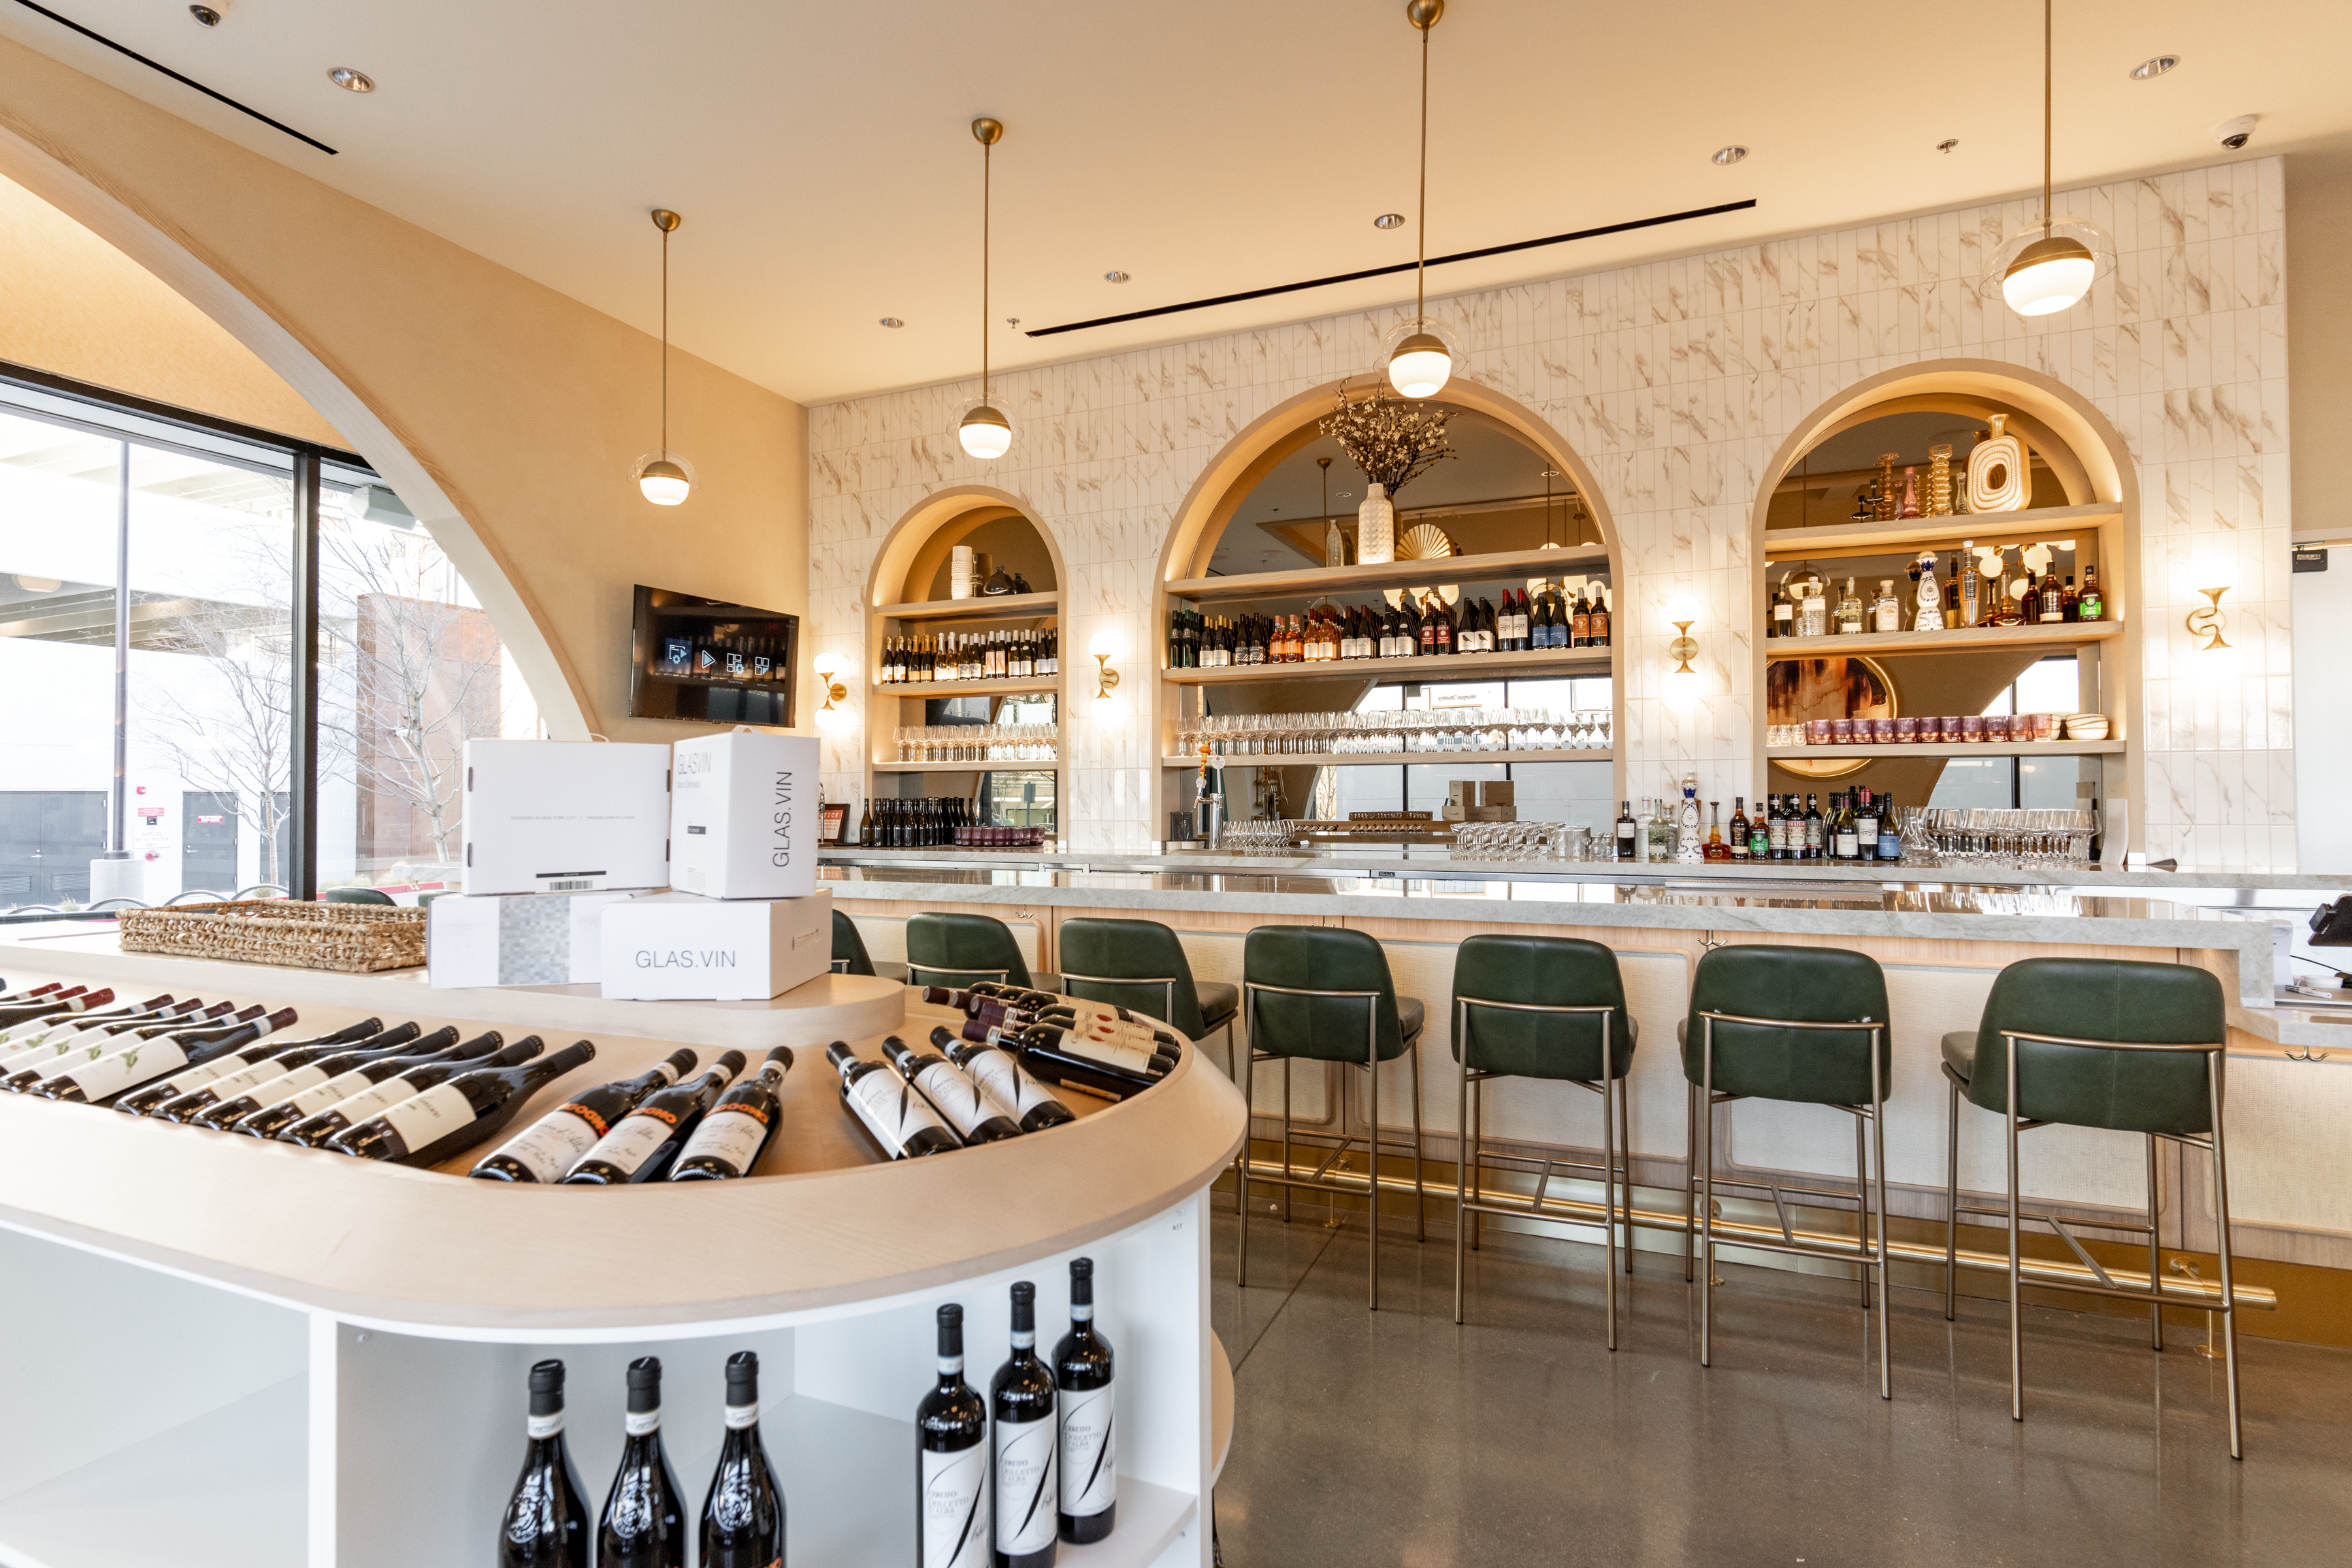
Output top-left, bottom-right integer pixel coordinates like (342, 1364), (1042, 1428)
(0, 925), (1245, 1568)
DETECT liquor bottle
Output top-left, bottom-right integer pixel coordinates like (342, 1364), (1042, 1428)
(700, 1352), (785, 1568)
(1727, 798), (1750, 862)
(992, 1281), (1059, 1568)
(330, 1041), (593, 1165)
(1675, 775), (1702, 863)
(1054, 1257), (1116, 1544)
(133, 1016), (391, 1121)
(1912, 553), (1947, 632)
(1765, 795), (1786, 861)
(883, 1035), (1024, 1145)
(668, 1047), (795, 1181)
(500, 1359), (590, 1567)
(471, 1049), (699, 1182)
(936, 1030), (1077, 1132)
(1876, 792), (1902, 862)
(559, 1051), (745, 1184)
(1959, 542), (1982, 628)
(1614, 800), (1638, 862)
(1747, 800), (1770, 860)
(2061, 574), (2080, 623)
(228, 1028), (483, 1139)
(42, 1007), (294, 1105)
(827, 1039), (960, 1158)
(1802, 794), (1825, 860)
(1833, 793), (1861, 861)
(919, 1304), (991, 1568)
(1834, 578), (1865, 636)
(2039, 570), (2065, 624)
(2077, 564), (2103, 621)
(598, 1357), (686, 1568)
(1872, 579), (1902, 633)
(1703, 803), (1730, 862)
(1855, 789), (1881, 861)
(1771, 579), (1794, 640)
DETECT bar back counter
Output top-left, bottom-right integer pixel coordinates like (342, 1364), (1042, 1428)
(0, 927), (1245, 1568)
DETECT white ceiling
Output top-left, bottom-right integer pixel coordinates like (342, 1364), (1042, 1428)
(7, 1), (2350, 407)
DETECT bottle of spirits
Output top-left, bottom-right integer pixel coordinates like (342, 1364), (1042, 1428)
(1834, 578), (1865, 636)
(1797, 585), (1829, 638)
(1747, 799), (1771, 861)
(1802, 794), (1825, 860)
(1645, 797), (1674, 863)
(2061, 574), (2080, 623)
(598, 1357), (686, 1568)
(331, 1041), (595, 1166)
(472, 1051), (699, 1182)
(991, 1281), (1059, 1568)
(1615, 800), (1639, 862)
(826, 1039), (960, 1158)
(699, 1352), (784, 1568)
(1912, 553), (1947, 632)
(1771, 578), (1794, 640)
(1054, 1258), (1117, 1544)
(1728, 798), (1750, 862)
(2039, 570), (2065, 624)
(1676, 775), (1703, 864)
(1872, 579), (1902, 633)
(1959, 543), (1982, 628)
(2077, 564), (2103, 621)
(1703, 802), (1731, 862)
(668, 1047), (796, 1181)
(499, 1359), (590, 1568)
(918, 1305), (991, 1568)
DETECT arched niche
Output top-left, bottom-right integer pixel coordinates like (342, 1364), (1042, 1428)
(1749, 360), (2142, 852)
(866, 486), (1067, 610)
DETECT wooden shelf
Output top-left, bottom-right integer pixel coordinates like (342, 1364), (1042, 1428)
(877, 759), (1060, 771)
(872, 591), (1060, 621)
(1160, 751), (1614, 768)
(871, 676), (1060, 698)
(1164, 544), (1610, 603)
(1767, 740), (2124, 761)
(1763, 502), (2121, 561)
(1164, 649), (1612, 685)
(1764, 620), (2122, 660)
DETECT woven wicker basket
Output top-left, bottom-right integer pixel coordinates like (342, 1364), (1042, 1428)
(116, 900), (427, 974)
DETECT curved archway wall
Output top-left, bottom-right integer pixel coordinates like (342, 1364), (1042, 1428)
(809, 161), (2295, 865)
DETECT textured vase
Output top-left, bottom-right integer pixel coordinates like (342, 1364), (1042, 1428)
(1356, 483), (1395, 565)
(1966, 414), (2029, 512)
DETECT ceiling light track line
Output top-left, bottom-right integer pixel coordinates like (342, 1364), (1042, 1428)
(6, 0), (338, 154)
(1024, 198), (1758, 338)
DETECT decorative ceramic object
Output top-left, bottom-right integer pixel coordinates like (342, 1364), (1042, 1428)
(1396, 523), (1456, 561)
(1899, 467), (1921, 519)
(1324, 517), (1348, 568)
(1876, 454), (1899, 521)
(1357, 483), (1396, 564)
(951, 544), (976, 600)
(1927, 444), (1954, 516)
(1966, 413), (2029, 512)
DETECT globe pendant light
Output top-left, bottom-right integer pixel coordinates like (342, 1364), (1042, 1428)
(635, 208), (693, 505)
(956, 118), (1015, 460)
(1387, 0), (1455, 399)
(1986, 0), (2113, 318)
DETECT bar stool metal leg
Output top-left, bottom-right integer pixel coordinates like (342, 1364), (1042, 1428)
(1944, 1071), (1962, 1322)
(1855, 1114), (1872, 1309)
(1600, 1030), (1618, 1350)
(1365, 1002), (1380, 1311)
(2146, 1133), (2164, 1352)
(1237, 992), (1255, 1290)
(1409, 1036), (1426, 1243)
(1279, 1059), (1293, 1227)
(1684, 1079), (1698, 1284)
(1616, 1080), (1634, 1275)
(1699, 1015), (1717, 1367)
(1870, 1026), (1890, 1401)
(2005, 1034), (2025, 1421)
(2210, 1054), (2242, 1458)
(1470, 1072), (1485, 1252)
(1453, 1004), (1471, 1325)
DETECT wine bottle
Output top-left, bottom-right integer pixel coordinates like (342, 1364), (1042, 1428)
(992, 1281), (1058, 1568)
(0, 981), (65, 1007)
(184, 1022), (432, 1130)
(919, 1303), (992, 1568)
(883, 1035), (1023, 1145)
(227, 1028), (478, 1141)
(329, 1040), (590, 1165)
(668, 1047), (794, 1181)
(275, 1032), (515, 1147)
(598, 1356), (687, 1568)
(499, 1358), (590, 1567)
(0, 984), (101, 1032)
(947, 986), (1186, 1054)
(963, 1019), (1171, 1085)
(131, 1017), (389, 1120)
(949, 996), (1183, 1063)
(1054, 1258), (1116, 1544)
(826, 1039), (960, 1159)
(934, 1029), (1076, 1132)
(559, 1051), (745, 1184)
(42, 1007), (294, 1105)
(700, 1351), (785, 1568)
(473, 1049), (700, 1183)
(4, 1000), (244, 1090)
(0, 996), (200, 1076)
(0, 990), (169, 1049)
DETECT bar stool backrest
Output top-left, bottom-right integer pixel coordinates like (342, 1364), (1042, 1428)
(323, 887), (395, 905)
(1451, 934), (1633, 1080)
(1684, 944), (1891, 1106)
(831, 909), (877, 977)
(1965, 957), (2223, 1135)
(1059, 917), (1207, 1039)
(1244, 926), (1407, 1062)
(905, 911), (1034, 990)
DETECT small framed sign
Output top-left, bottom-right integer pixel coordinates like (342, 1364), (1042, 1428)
(2293, 546), (2328, 573)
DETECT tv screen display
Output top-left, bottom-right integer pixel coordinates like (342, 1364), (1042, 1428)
(629, 584), (799, 726)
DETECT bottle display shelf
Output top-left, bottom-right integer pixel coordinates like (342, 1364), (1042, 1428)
(1164, 544), (1610, 604)
(1165, 647), (1612, 685)
(877, 758), (1062, 771)
(1764, 619), (2123, 659)
(1161, 750), (1615, 769)
(1761, 502), (2123, 561)
(873, 675), (1061, 698)
(1766, 740), (2124, 761)
(874, 591), (1060, 621)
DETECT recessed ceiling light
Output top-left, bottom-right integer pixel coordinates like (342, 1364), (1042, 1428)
(327, 66), (374, 93)
(879, 318), (904, 328)
(1374, 213), (1405, 229)
(1104, 271), (1130, 284)
(1712, 145), (1748, 165)
(1938, 138), (1960, 154)
(2130, 54), (2180, 80)
(1005, 316), (1020, 327)
(188, 5), (220, 25)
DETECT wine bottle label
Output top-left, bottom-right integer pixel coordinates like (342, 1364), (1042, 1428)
(844, 1069), (951, 1156)
(527, 1412), (563, 1439)
(56, 1038), (193, 1098)
(920, 1446), (990, 1568)
(250, 1062), (336, 1109)
(1044, 1030), (1160, 1076)
(674, 1102), (768, 1173)
(993, 1414), (1057, 1556)
(724, 1401), (759, 1431)
(314, 1074), (430, 1130)
(186, 1058), (289, 1101)
(1058, 1382), (1115, 1518)
(960, 1051), (1062, 1123)
(487, 1107), (608, 1181)
(913, 1063), (1006, 1140)
(1835, 830), (1860, 858)
(372, 1082), (476, 1157)
(624, 1408), (659, 1437)
(581, 1108), (679, 1175)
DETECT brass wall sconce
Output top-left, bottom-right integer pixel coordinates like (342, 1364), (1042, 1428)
(2186, 586), (2231, 651)
(1665, 595), (1701, 675)
(812, 654), (850, 730)
(1089, 631), (1121, 701)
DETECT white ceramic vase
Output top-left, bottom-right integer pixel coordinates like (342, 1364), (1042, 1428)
(1965, 413), (2029, 512)
(1356, 483), (1395, 565)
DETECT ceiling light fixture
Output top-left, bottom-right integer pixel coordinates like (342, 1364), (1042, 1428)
(956, 118), (1015, 460)
(635, 209), (693, 506)
(1938, 137), (1960, 153)
(1712, 145), (1748, 165)
(1985, 0), (2114, 318)
(1386, 0), (1456, 399)
(1104, 271), (1130, 284)
(2129, 54), (2179, 80)
(326, 66), (374, 93)
(1374, 213), (1405, 229)
(188, 5), (220, 26)
(879, 317), (904, 328)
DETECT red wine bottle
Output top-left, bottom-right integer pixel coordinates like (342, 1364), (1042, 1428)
(991, 1281), (1059, 1568)
(1054, 1258), (1115, 1544)
(226, 1028), (479, 1140)
(329, 1040), (591, 1164)
(0, 984), (101, 1032)
(826, 1039), (958, 1159)
(279, 1033), (522, 1147)
(668, 1047), (794, 1181)
(962, 1018), (1170, 1084)
(699, 1352), (784, 1568)
(498, 1358), (590, 1567)
(918, 1304), (990, 1568)
(935, 1029), (1077, 1132)
(0, 990), (169, 1049)
(472, 1049), (699, 1183)
(126, 1017), (387, 1120)
(184, 1023), (431, 1130)
(982, 1026), (1161, 1102)
(44, 1007), (295, 1105)
(559, 1051), (745, 1185)
(883, 1034), (1022, 1145)
(5, 1001), (244, 1091)
(597, 1356), (686, 1568)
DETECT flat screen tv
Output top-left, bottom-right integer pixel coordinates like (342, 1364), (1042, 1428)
(629, 584), (799, 727)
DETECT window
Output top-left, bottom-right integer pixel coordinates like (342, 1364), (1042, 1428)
(1927, 655), (2087, 811)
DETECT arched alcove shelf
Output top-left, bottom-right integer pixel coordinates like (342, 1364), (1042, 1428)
(1152, 378), (1626, 842)
(1748, 361), (2142, 851)
(861, 487), (1068, 821)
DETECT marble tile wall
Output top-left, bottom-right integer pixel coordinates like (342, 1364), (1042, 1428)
(809, 157), (2293, 867)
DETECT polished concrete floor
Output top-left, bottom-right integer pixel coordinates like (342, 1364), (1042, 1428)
(1208, 1193), (2351, 1567)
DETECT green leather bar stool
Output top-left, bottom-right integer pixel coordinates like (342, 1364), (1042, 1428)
(1058, 917), (1239, 1064)
(905, 911), (1049, 992)
(831, 909), (877, 977)
(1237, 924), (1426, 1309)
(1940, 956), (2241, 1456)
(323, 886), (395, 905)
(1451, 934), (1637, 1347)
(1682, 943), (1893, 1398)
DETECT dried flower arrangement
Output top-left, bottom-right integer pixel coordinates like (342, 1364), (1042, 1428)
(1317, 381), (1456, 496)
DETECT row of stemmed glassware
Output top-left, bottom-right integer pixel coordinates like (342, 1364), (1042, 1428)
(1216, 820), (1300, 854)
(892, 723), (1058, 763)
(1899, 806), (2095, 868)
(1177, 708), (1612, 760)
(1450, 821), (1621, 862)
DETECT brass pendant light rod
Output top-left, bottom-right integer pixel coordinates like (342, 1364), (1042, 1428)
(975, 117), (1002, 406)
(1409, 0), (1441, 323)
(2041, 0), (2053, 238)
(653, 208), (679, 457)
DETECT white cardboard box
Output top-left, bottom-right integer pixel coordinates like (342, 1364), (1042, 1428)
(461, 740), (671, 896)
(599, 889), (833, 1001)
(670, 732), (820, 900)
(427, 890), (640, 988)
